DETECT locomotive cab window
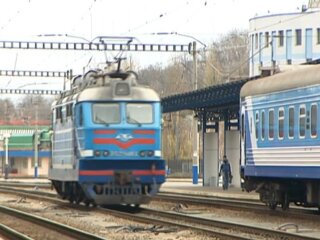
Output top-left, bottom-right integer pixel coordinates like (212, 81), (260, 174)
(92, 103), (120, 124)
(126, 103), (153, 124)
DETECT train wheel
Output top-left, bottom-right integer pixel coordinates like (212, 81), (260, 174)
(281, 195), (289, 211)
(268, 202), (277, 210)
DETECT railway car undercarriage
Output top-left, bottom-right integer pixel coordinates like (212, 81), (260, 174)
(51, 180), (159, 206)
(243, 177), (320, 210)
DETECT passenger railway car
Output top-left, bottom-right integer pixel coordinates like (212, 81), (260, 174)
(49, 67), (165, 206)
(240, 65), (320, 210)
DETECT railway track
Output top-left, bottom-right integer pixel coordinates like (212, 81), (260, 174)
(0, 184), (319, 239)
(0, 205), (104, 240)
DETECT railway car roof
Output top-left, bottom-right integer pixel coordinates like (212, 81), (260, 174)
(240, 65), (320, 98)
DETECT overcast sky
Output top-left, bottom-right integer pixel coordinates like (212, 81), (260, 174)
(0, 0), (309, 91)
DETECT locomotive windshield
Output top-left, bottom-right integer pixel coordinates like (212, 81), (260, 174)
(126, 103), (153, 124)
(92, 103), (120, 124)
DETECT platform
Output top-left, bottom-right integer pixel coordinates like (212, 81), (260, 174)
(160, 178), (259, 201)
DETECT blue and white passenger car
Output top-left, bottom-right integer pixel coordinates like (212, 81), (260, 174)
(240, 65), (320, 210)
(49, 68), (165, 206)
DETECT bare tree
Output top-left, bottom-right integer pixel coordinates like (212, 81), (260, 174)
(204, 29), (249, 86)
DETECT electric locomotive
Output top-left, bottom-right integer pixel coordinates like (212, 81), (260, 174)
(240, 65), (320, 210)
(49, 65), (166, 206)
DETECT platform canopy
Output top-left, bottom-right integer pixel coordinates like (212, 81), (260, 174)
(161, 77), (257, 122)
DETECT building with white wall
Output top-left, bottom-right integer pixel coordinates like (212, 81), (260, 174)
(249, 5), (320, 77)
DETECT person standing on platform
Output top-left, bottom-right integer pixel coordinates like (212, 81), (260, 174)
(219, 155), (232, 190)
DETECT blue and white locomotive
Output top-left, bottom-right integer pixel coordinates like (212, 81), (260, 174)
(240, 65), (320, 210)
(49, 66), (166, 206)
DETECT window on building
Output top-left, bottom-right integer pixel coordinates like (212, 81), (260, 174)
(317, 28), (320, 44)
(278, 108), (284, 139)
(269, 110), (274, 140)
(265, 32), (269, 47)
(255, 112), (259, 139)
(296, 29), (302, 46)
(289, 107), (295, 138)
(278, 30), (284, 47)
(311, 104), (317, 137)
(299, 106), (306, 137)
(255, 33), (258, 49)
(261, 111), (265, 140)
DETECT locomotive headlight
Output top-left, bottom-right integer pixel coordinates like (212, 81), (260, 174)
(147, 150), (154, 157)
(154, 150), (161, 157)
(103, 150), (109, 157)
(80, 150), (94, 157)
(139, 151), (146, 157)
(94, 150), (101, 157)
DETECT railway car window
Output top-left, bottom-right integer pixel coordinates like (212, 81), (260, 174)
(289, 107), (294, 138)
(278, 30), (284, 47)
(295, 29), (302, 46)
(299, 106), (306, 138)
(317, 28), (320, 44)
(311, 104), (317, 137)
(261, 111), (265, 140)
(265, 32), (269, 47)
(126, 103), (153, 124)
(255, 112), (259, 139)
(278, 108), (284, 139)
(92, 103), (120, 124)
(268, 110), (274, 140)
(255, 33), (258, 49)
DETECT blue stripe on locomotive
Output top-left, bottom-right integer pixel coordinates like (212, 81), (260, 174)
(242, 83), (320, 179)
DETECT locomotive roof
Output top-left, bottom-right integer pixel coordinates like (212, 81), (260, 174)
(240, 65), (320, 98)
(52, 70), (160, 107)
(76, 84), (160, 102)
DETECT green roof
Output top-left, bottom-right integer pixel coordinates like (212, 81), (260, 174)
(8, 134), (34, 149)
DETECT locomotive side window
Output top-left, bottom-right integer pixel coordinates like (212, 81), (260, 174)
(311, 104), (317, 137)
(299, 105), (306, 138)
(261, 111), (265, 140)
(92, 103), (120, 124)
(255, 112), (259, 140)
(289, 107), (294, 138)
(278, 108), (284, 140)
(268, 110), (274, 140)
(126, 103), (153, 124)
